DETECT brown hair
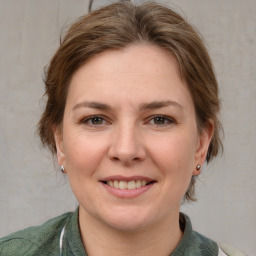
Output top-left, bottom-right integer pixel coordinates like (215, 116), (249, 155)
(38, 1), (223, 201)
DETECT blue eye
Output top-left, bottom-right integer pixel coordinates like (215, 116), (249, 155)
(149, 115), (174, 125)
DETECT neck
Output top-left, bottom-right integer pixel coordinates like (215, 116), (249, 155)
(78, 207), (183, 256)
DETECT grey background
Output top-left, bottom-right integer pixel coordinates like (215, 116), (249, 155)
(0, 0), (255, 255)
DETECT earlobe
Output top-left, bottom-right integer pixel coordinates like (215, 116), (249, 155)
(193, 164), (201, 176)
(53, 125), (66, 166)
(193, 121), (214, 175)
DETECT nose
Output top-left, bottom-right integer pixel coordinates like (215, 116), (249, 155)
(108, 123), (147, 165)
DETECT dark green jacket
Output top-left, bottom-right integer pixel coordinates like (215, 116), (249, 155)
(0, 209), (219, 256)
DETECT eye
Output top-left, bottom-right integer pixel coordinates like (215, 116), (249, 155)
(81, 115), (108, 126)
(148, 115), (175, 126)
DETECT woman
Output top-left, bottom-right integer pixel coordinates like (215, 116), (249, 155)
(0, 1), (244, 256)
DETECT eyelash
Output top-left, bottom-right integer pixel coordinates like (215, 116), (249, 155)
(147, 115), (175, 126)
(81, 115), (109, 126)
(80, 115), (175, 127)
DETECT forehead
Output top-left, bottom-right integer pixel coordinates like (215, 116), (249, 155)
(75, 44), (180, 80)
(66, 44), (193, 110)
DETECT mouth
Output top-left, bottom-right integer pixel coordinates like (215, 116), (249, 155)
(100, 176), (156, 198)
(101, 179), (156, 190)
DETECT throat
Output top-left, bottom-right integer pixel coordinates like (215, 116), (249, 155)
(78, 207), (183, 256)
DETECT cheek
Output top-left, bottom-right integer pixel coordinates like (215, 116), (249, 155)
(147, 131), (197, 179)
(63, 130), (108, 175)
(149, 135), (197, 206)
(62, 132), (109, 207)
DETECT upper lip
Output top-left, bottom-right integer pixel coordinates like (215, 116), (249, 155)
(100, 175), (155, 182)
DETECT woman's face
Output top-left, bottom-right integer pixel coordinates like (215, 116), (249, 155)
(54, 44), (212, 231)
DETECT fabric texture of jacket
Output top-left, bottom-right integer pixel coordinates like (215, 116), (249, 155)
(0, 208), (243, 256)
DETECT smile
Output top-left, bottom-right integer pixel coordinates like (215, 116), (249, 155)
(100, 176), (156, 198)
(105, 180), (154, 190)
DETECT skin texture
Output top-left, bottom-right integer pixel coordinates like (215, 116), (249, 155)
(54, 44), (213, 255)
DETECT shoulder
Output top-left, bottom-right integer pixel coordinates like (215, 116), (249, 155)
(191, 230), (247, 256)
(180, 214), (246, 256)
(175, 213), (219, 255)
(0, 211), (72, 256)
(191, 230), (219, 254)
(218, 243), (247, 256)
(189, 231), (246, 256)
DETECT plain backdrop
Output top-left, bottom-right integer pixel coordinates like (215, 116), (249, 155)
(0, 0), (255, 255)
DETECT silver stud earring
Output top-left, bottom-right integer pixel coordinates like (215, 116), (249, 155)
(196, 164), (201, 170)
(60, 166), (65, 173)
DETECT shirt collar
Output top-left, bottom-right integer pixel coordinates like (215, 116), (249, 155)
(63, 209), (218, 256)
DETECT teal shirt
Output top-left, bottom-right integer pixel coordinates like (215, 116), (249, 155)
(0, 209), (218, 256)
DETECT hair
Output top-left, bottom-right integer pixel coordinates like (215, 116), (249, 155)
(38, 1), (223, 201)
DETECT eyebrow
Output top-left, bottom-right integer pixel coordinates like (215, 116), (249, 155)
(72, 100), (183, 112)
(139, 100), (183, 110)
(72, 101), (112, 111)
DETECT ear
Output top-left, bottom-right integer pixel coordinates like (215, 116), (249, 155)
(53, 125), (66, 167)
(193, 120), (214, 176)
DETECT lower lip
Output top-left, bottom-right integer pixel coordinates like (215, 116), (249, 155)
(102, 182), (155, 198)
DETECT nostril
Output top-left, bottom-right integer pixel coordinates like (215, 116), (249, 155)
(111, 156), (120, 161)
(111, 156), (141, 162)
(110, 156), (143, 166)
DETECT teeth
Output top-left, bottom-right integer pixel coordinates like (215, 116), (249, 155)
(106, 180), (150, 190)
(113, 180), (119, 188)
(128, 181), (136, 190)
(119, 181), (127, 189)
(136, 180), (141, 188)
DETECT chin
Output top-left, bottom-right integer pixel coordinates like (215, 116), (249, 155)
(105, 217), (150, 232)
(99, 208), (156, 232)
